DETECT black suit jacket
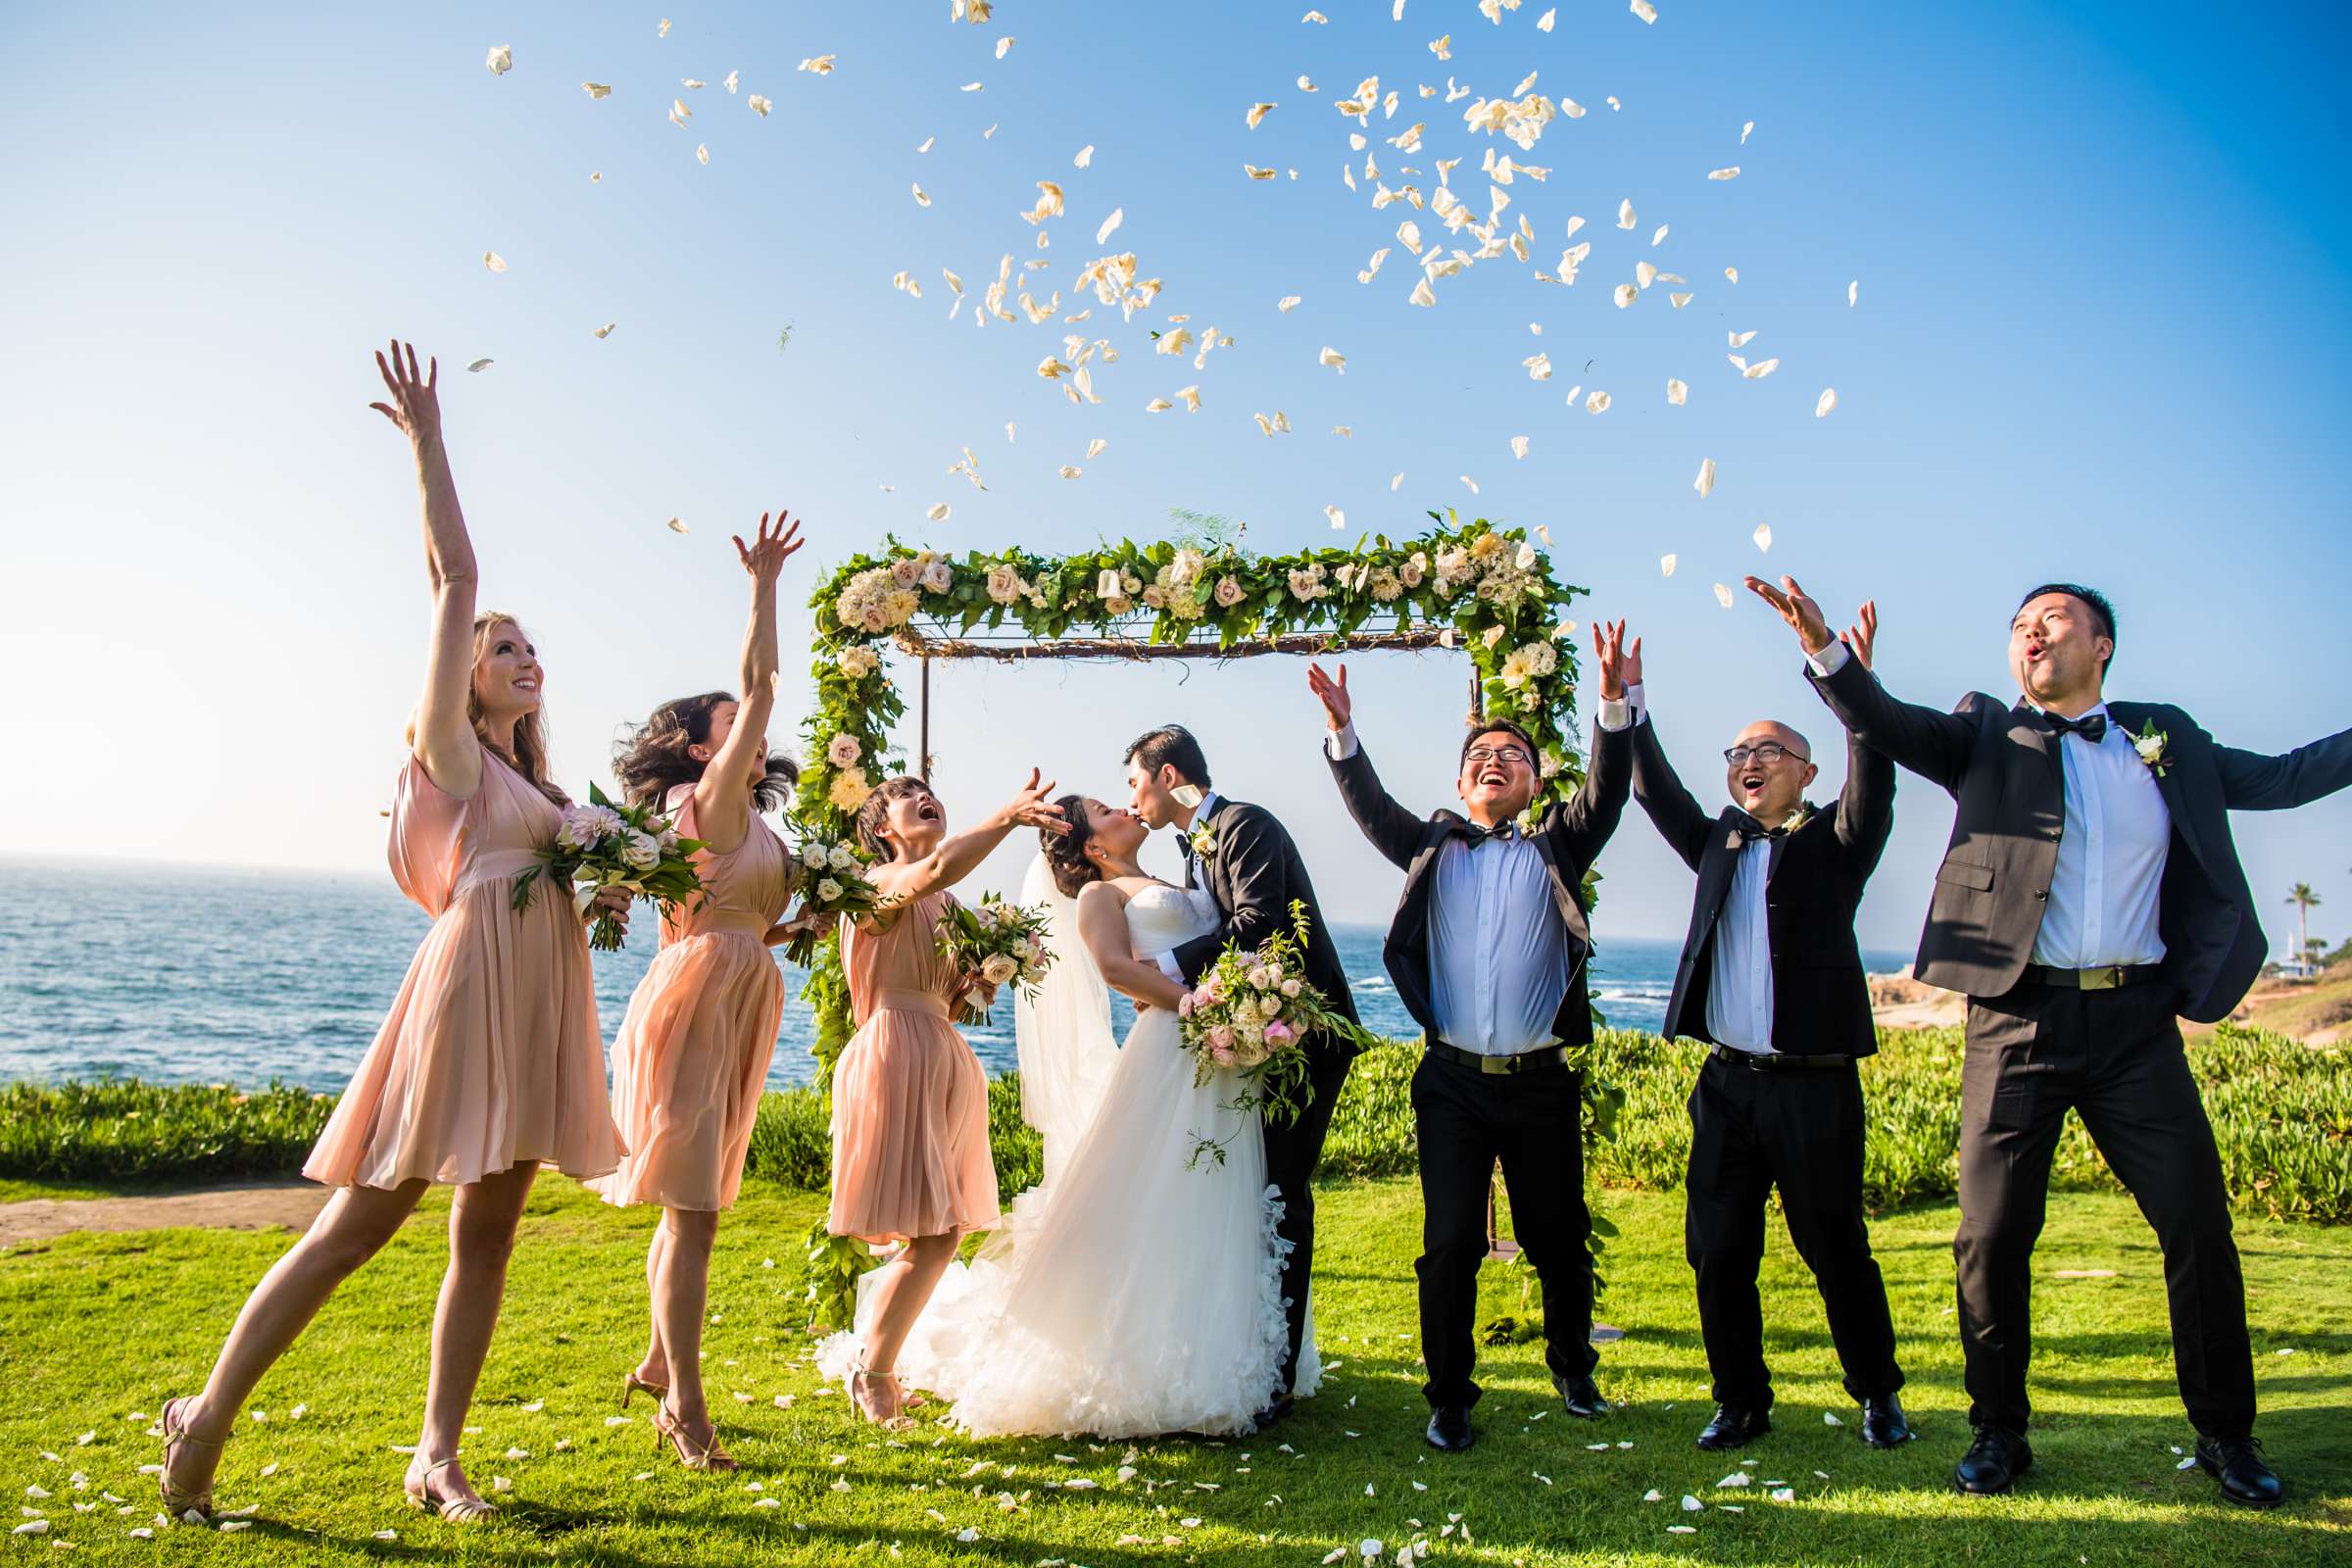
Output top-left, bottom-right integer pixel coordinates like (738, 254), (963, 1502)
(1327, 720), (1632, 1050)
(1172, 798), (1362, 1056)
(1631, 718), (1894, 1056)
(1808, 651), (2352, 1022)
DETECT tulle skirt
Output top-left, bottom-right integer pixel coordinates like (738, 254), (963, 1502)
(819, 1005), (1319, 1438)
(586, 931), (784, 1211)
(827, 998), (1001, 1244)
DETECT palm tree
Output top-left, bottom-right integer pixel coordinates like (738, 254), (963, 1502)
(2286, 882), (2322, 969)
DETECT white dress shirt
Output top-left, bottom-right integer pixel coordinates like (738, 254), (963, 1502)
(1808, 640), (2169, 970)
(1326, 699), (1629, 1054)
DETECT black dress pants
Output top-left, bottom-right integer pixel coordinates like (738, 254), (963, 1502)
(1956, 980), (2255, 1439)
(1684, 1052), (1903, 1412)
(1263, 1046), (1354, 1395)
(1411, 1051), (1594, 1408)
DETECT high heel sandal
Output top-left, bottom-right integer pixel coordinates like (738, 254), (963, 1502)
(404, 1455), (497, 1523)
(847, 1361), (909, 1428)
(152, 1396), (222, 1522)
(620, 1370), (669, 1411)
(652, 1399), (739, 1472)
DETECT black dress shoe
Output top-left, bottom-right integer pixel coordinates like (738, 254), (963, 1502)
(2195, 1437), (2283, 1508)
(1695, 1405), (1771, 1450)
(1952, 1425), (2032, 1495)
(1552, 1373), (1610, 1420)
(1860, 1394), (1913, 1448)
(1425, 1405), (1475, 1452)
(1250, 1396), (1295, 1433)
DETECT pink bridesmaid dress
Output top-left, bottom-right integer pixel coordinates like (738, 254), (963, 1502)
(588, 787), (796, 1211)
(827, 892), (1002, 1245)
(305, 743), (623, 1189)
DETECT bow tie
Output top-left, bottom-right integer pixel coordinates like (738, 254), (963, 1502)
(1734, 813), (1789, 842)
(1450, 820), (1517, 846)
(2043, 711), (2108, 744)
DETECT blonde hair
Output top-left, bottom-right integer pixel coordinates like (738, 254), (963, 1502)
(408, 612), (567, 805)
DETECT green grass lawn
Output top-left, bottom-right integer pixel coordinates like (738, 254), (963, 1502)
(3, 1178), (2346, 1566)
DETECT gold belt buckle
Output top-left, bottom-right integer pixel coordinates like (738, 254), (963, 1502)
(1482, 1053), (1517, 1075)
(2082, 965), (2124, 991)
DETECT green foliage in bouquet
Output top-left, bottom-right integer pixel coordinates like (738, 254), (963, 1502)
(512, 781), (708, 952)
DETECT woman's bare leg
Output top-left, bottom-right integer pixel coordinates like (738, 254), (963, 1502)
(860, 1232), (959, 1376)
(635, 1221), (673, 1392)
(651, 1208), (720, 1435)
(407, 1161), (538, 1506)
(168, 1180), (428, 1495)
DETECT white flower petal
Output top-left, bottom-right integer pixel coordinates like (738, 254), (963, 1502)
(664, 517), (688, 535)
(1616, 197), (1637, 229)
(486, 44), (513, 76)
(926, 503), (951, 521)
(1631, 0), (1658, 20)
(482, 251), (508, 273)
(1660, 553), (1677, 577)
(466, 359), (493, 372)
(1666, 377), (1687, 405)
(583, 81), (612, 99)
(1708, 166), (1741, 180)
(1815, 387), (1838, 417)
(1753, 522), (1773, 552)
(1693, 458), (1716, 499)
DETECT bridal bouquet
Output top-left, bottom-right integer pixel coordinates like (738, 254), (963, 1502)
(936, 894), (1055, 1024)
(512, 782), (707, 952)
(781, 828), (887, 964)
(1176, 901), (1368, 1169)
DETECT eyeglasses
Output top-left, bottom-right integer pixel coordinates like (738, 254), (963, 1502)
(1464, 746), (1533, 766)
(1723, 743), (1807, 766)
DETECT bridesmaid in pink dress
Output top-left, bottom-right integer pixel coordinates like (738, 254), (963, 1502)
(153, 341), (628, 1526)
(829, 768), (1068, 1424)
(587, 511), (810, 1473)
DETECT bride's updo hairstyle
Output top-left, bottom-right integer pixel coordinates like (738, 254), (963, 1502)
(1042, 795), (1101, 897)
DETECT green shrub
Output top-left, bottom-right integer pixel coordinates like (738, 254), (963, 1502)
(6, 1026), (2343, 1223)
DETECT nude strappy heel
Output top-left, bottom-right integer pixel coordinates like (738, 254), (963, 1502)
(404, 1455), (496, 1523)
(153, 1396), (222, 1522)
(652, 1399), (739, 1472)
(847, 1361), (909, 1428)
(620, 1370), (668, 1410)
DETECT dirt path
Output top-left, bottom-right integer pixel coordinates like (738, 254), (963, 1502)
(0, 1180), (329, 1247)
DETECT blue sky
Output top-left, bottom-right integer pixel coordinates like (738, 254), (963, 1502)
(4, 0), (2348, 953)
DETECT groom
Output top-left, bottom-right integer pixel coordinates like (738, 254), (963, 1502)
(1753, 573), (2352, 1506)
(1310, 621), (1635, 1453)
(1126, 724), (1359, 1428)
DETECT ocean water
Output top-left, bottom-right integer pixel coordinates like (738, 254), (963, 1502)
(0, 858), (1909, 1093)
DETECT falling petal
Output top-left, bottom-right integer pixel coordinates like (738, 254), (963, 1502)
(1095, 208), (1123, 244)
(1278, 294), (1301, 312)
(749, 94), (771, 116)
(1586, 389), (1612, 414)
(1631, 0), (1658, 20)
(1319, 346), (1348, 373)
(1459, 475), (1479, 495)
(1693, 458), (1716, 499)
(482, 251), (508, 272)
(926, 503), (951, 521)
(1613, 283), (1637, 308)
(1815, 387), (1838, 417)
(1058, 466), (1082, 478)
(1741, 120), (1755, 143)
(1660, 553), (1677, 577)
(1325, 505), (1346, 529)
(1666, 377), (1687, 405)
(1847, 278), (1859, 307)
(664, 517), (688, 534)
(696, 143), (710, 165)
(1669, 291), (1692, 309)
(1713, 583), (1734, 608)
(466, 359), (493, 373)
(1074, 144), (1095, 168)
(486, 43), (513, 75)
(1510, 434), (1529, 460)
(1742, 357), (1781, 379)
(996, 35), (1013, 59)
(1725, 267), (1740, 283)
(1616, 198), (1636, 229)
(1708, 167), (1740, 180)
(912, 182), (930, 206)
(582, 81), (612, 99)
(594, 322), (617, 338)
(1390, 472), (1404, 491)
(1753, 522), (1773, 552)
(1248, 103), (1277, 129)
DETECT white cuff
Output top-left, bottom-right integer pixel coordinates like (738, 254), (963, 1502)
(1806, 640), (1850, 678)
(1325, 722), (1360, 761)
(1154, 952), (1184, 983)
(1596, 696), (1632, 732)
(1623, 681), (1647, 726)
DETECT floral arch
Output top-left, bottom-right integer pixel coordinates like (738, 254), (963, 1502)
(787, 510), (1592, 1081)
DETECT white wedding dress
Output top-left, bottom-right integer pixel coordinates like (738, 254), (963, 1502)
(818, 879), (1319, 1438)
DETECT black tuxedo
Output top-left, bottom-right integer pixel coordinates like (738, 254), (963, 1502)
(1631, 716), (1903, 1413)
(1808, 651), (2352, 1440)
(1634, 723), (1893, 1056)
(1328, 719), (1631, 1409)
(1170, 796), (1355, 1396)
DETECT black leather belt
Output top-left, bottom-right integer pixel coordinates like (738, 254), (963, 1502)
(2022, 962), (2163, 991)
(1709, 1045), (1855, 1071)
(1427, 1040), (1575, 1075)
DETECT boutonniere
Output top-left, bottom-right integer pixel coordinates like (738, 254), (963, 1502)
(1781, 805), (1815, 834)
(1190, 824), (1219, 859)
(2132, 718), (2171, 777)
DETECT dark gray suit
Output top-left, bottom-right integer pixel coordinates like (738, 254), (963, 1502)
(1809, 651), (2352, 1439)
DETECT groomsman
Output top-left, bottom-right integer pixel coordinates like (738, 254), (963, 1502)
(1624, 612), (1911, 1451)
(1753, 574), (2352, 1506)
(1308, 622), (1635, 1454)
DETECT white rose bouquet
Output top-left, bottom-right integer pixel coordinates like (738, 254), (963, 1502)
(1175, 901), (1373, 1169)
(513, 782), (707, 952)
(781, 828), (887, 964)
(934, 894), (1055, 1025)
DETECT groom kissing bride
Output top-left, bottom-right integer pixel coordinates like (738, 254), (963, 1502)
(821, 724), (1351, 1438)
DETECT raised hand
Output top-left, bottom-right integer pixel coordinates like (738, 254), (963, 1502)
(1002, 768), (1069, 835)
(1590, 618), (1634, 700)
(1841, 600), (1879, 672)
(1306, 661), (1352, 732)
(733, 510), (806, 586)
(1621, 630), (1643, 689)
(1743, 574), (1835, 656)
(367, 338), (442, 447)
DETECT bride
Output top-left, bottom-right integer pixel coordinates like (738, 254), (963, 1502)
(818, 794), (1317, 1438)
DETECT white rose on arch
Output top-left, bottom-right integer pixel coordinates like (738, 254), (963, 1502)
(827, 733), (863, 769)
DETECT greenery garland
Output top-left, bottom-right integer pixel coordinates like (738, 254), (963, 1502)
(784, 511), (1596, 1329)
